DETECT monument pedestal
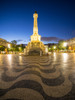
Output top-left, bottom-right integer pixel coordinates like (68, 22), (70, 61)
(26, 41), (46, 55)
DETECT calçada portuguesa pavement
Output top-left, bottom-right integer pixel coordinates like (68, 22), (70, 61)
(0, 53), (75, 100)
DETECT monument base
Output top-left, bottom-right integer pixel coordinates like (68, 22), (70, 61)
(24, 41), (48, 56)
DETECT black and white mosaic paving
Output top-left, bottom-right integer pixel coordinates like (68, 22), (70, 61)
(0, 53), (75, 100)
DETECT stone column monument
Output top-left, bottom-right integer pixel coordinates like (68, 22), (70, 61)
(25, 11), (47, 55)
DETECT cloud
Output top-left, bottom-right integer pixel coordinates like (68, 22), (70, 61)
(41, 37), (62, 42)
(16, 40), (23, 42)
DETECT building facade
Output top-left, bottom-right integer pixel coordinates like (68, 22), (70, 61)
(67, 38), (75, 51)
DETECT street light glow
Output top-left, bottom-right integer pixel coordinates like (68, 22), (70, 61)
(49, 48), (51, 50)
(63, 42), (67, 47)
(8, 44), (10, 48)
(54, 46), (56, 49)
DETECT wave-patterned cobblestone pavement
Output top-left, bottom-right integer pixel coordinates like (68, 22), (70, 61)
(0, 53), (75, 100)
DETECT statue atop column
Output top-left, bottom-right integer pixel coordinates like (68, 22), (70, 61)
(31, 11), (41, 42)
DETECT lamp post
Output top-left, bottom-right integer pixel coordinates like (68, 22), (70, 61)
(8, 44), (11, 48)
(54, 46), (56, 49)
(53, 46), (57, 52)
(8, 44), (11, 54)
(63, 42), (67, 47)
(63, 42), (68, 52)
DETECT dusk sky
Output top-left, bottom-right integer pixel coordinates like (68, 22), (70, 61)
(0, 0), (75, 44)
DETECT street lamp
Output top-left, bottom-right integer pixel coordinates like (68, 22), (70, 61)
(49, 48), (51, 50)
(54, 46), (56, 49)
(8, 44), (10, 48)
(63, 42), (67, 47)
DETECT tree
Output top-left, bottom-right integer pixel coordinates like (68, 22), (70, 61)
(18, 44), (25, 52)
(11, 40), (17, 45)
(48, 45), (57, 52)
(0, 46), (6, 51)
(57, 40), (67, 50)
(9, 40), (17, 51)
(10, 40), (25, 52)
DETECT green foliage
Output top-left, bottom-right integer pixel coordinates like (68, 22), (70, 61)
(18, 46), (25, 52)
(8, 41), (25, 52)
(0, 39), (25, 52)
(48, 45), (57, 52)
(11, 40), (17, 44)
(57, 40), (67, 50)
(9, 40), (19, 51)
(0, 46), (6, 51)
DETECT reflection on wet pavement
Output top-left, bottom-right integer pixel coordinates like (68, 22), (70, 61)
(0, 53), (75, 100)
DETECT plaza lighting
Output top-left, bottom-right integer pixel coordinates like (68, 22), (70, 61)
(8, 44), (10, 48)
(45, 46), (48, 53)
(54, 46), (56, 49)
(49, 48), (51, 50)
(63, 42), (67, 47)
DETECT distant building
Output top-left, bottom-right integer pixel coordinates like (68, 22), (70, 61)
(0, 38), (10, 48)
(67, 38), (75, 51)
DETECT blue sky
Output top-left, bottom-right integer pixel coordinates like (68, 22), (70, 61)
(0, 0), (75, 44)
